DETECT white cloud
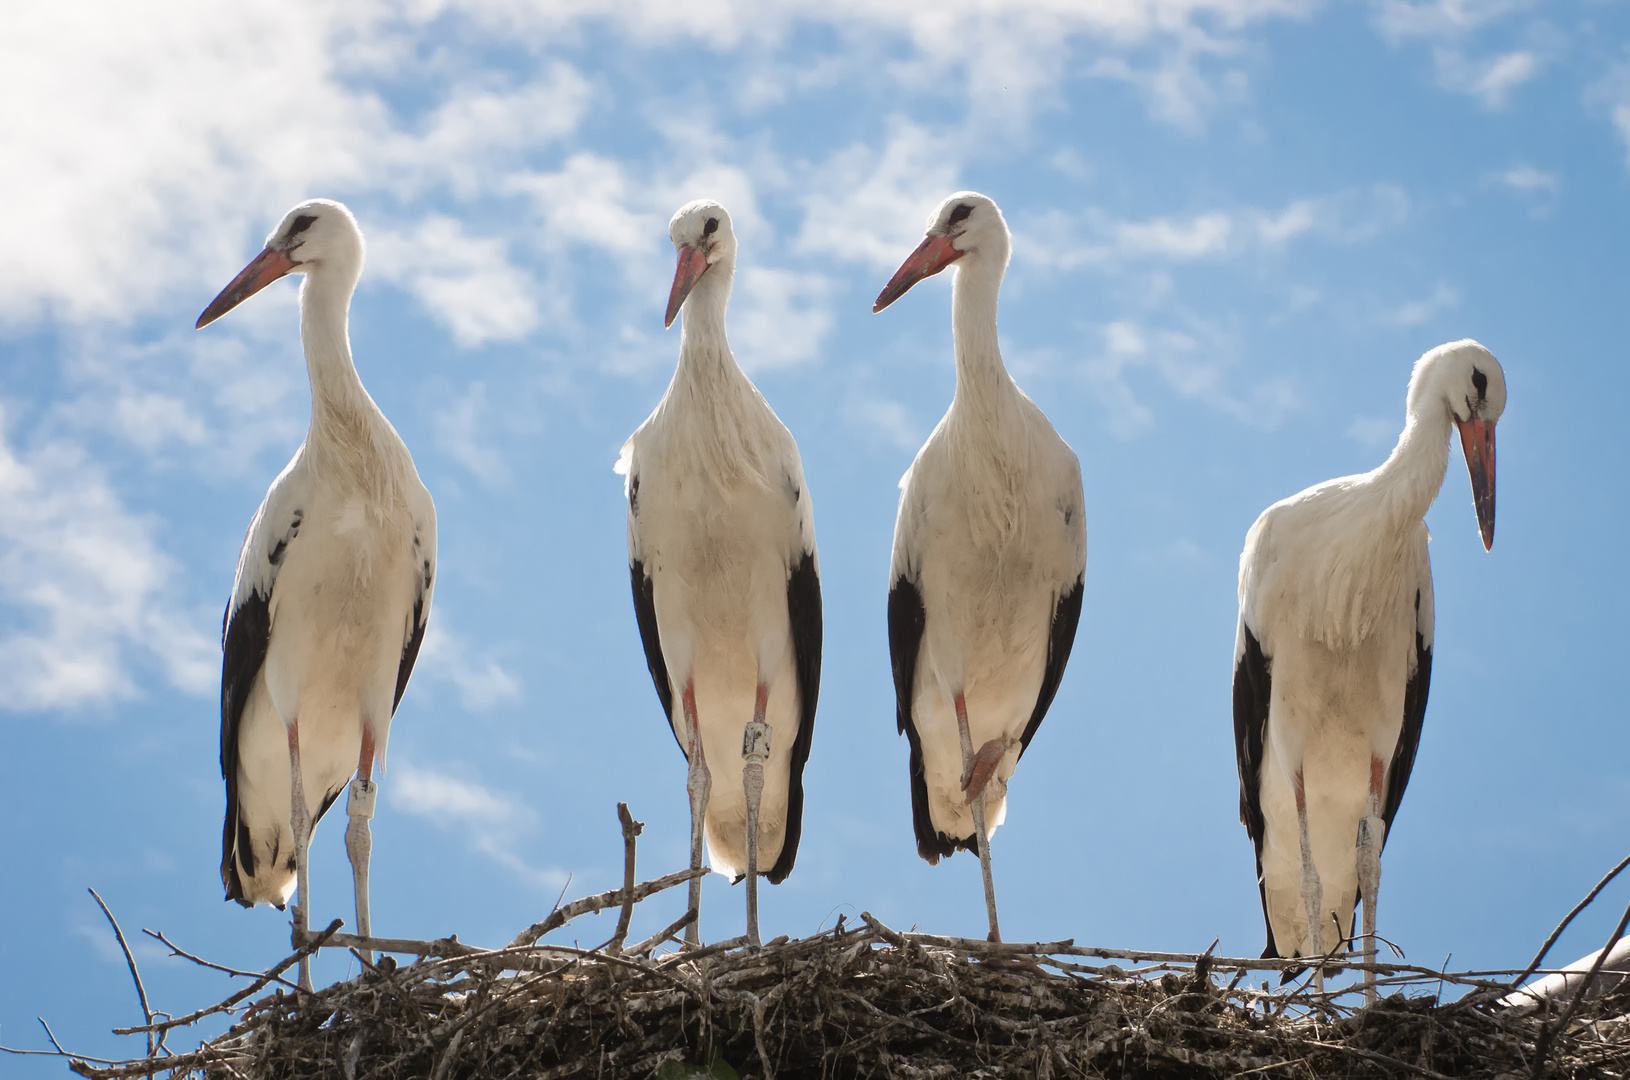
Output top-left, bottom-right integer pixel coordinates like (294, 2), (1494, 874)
(1084, 319), (1299, 438)
(1434, 47), (1539, 108)
(1373, 0), (1531, 41)
(391, 759), (567, 892)
(1385, 282), (1460, 327)
(1348, 415), (1399, 448)
(434, 382), (510, 487)
(371, 217), (542, 347)
(846, 393), (922, 452)
(797, 122), (962, 269)
(0, 413), (214, 710)
(1497, 164), (1559, 193)
(732, 268), (834, 370)
(1022, 185), (1409, 270)
(418, 620), (521, 710)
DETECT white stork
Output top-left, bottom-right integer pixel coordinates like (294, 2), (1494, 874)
(198, 199), (437, 990)
(1233, 339), (1504, 1002)
(617, 200), (822, 948)
(874, 192), (1087, 943)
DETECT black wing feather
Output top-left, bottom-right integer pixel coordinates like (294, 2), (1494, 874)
(220, 590), (271, 907)
(393, 556), (432, 714)
(1232, 621), (1279, 961)
(888, 576), (963, 863)
(630, 558), (678, 749)
(1017, 575), (1084, 757)
(766, 550), (821, 884)
(1382, 589), (1432, 837)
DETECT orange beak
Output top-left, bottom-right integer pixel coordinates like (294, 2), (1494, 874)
(196, 247), (299, 329)
(664, 244), (711, 329)
(1456, 415), (1497, 551)
(873, 234), (964, 313)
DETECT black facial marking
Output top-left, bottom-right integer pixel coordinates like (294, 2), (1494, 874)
(703, 217), (719, 237)
(1471, 367), (1488, 400)
(948, 203), (974, 226)
(288, 215), (317, 236)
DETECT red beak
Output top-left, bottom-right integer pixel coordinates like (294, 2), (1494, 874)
(1456, 415), (1497, 551)
(873, 234), (964, 313)
(664, 244), (711, 329)
(196, 247), (299, 329)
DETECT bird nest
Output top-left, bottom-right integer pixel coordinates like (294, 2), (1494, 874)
(17, 821), (1630, 1080)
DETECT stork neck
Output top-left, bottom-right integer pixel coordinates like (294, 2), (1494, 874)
(298, 269), (371, 432)
(1373, 399), (1453, 525)
(674, 265), (744, 392)
(950, 255), (1014, 412)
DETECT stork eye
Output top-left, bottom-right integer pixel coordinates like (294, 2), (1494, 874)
(1470, 367), (1488, 400)
(288, 215), (318, 237)
(948, 204), (974, 226)
(703, 217), (719, 237)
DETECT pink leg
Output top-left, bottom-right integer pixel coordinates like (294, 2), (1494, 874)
(742, 682), (771, 948)
(346, 729), (378, 964)
(1294, 767), (1324, 993)
(683, 683), (710, 946)
(955, 693), (1002, 943)
(286, 720), (314, 991)
(1357, 756), (1387, 1005)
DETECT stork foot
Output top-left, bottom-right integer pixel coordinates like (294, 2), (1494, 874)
(961, 738), (1008, 804)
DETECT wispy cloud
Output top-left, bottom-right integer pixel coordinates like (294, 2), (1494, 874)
(417, 620), (522, 711)
(1384, 282), (1460, 327)
(371, 217), (542, 347)
(1433, 48), (1540, 108)
(1021, 185), (1410, 270)
(1373, 0), (1532, 41)
(391, 760), (567, 893)
(434, 382), (510, 488)
(0, 413), (214, 710)
(1083, 319), (1299, 439)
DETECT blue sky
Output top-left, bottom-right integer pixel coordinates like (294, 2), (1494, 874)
(4, 0), (1630, 1068)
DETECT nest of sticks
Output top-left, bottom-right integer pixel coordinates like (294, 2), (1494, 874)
(19, 813), (1630, 1080)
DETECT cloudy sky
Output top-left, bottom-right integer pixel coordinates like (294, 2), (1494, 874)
(5, 0), (1630, 1066)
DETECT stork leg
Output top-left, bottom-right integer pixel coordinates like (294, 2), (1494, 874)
(1356, 756), (1387, 1007)
(286, 721), (314, 992)
(682, 682), (710, 947)
(954, 692), (1002, 943)
(741, 682), (771, 949)
(345, 730), (378, 969)
(1294, 767), (1324, 994)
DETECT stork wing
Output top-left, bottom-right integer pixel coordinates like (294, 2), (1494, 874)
(767, 542), (821, 883)
(622, 461), (679, 748)
(220, 461), (309, 904)
(1233, 617), (1276, 958)
(1017, 576), (1084, 757)
(393, 493), (437, 714)
(886, 573), (957, 864)
(1382, 551), (1435, 837)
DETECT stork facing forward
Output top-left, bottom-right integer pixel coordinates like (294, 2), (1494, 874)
(1233, 339), (1504, 1003)
(875, 192), (1087, 943)
(618, 200), (822, 948)
(198, 200), (436, 990)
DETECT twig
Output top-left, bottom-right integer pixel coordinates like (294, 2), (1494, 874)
(113, 919), (342, 1036)
(140, 927), (302, 994)
(1512, 850), (1630, 991)
(507, 867), (702, 949)
(86, 888), (154, 1061)
(612, 802), (643, 955)
(628, 907), (699, 957)
(1531, 892), (1630, 1078)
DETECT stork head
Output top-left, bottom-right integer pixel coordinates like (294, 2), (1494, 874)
(196, 199), (363, 329)
(1411, 339), (1506, 551)
(665, 200), (736, 329)
(873, 192), (1009, 313)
